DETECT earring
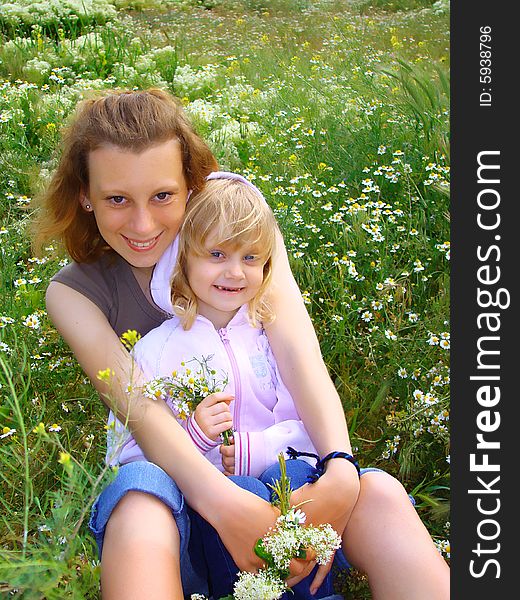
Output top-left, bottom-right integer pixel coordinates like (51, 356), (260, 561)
(85, 203), (91, 210)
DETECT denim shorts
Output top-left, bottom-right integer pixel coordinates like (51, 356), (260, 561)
(89, 459), (386, 599)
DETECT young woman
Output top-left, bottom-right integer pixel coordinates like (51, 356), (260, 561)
(109, 172), (359, 599)
(37, 88), (449, 599)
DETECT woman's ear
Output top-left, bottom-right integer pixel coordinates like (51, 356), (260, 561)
(79, 194), (93, 212)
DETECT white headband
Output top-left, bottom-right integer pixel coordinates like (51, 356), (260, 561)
(205, 170), (265, 199)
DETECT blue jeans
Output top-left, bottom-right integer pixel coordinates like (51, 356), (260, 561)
(89, 460), (383, 599)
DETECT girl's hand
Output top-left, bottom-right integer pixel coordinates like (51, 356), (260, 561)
(220, 437), (235, 475)
(193, 392), (233, 441)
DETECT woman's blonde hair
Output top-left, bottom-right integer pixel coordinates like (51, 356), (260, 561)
(32, 88), (218, 262)
(171, 178), (278, 330)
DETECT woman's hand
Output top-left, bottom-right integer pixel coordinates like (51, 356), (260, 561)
(213, 485), (318, 583)
(214, 486), (278, 571)
(289, 460), (360, 593)
(290, 460), (359, 532)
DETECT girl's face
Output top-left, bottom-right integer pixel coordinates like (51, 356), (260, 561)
(85, 139), (189, 270)
(186, 234), (266, 329)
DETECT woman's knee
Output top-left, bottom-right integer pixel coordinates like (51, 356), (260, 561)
(100, 492), (185, 599)
(359, 471), (412, 509)
(105, 491), (180, 549)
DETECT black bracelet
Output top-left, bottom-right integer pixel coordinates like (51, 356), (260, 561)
(287, 447), (361, 483)
(315, 451), (361, 480)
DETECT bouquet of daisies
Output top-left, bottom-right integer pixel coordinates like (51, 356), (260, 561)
(192, 454), (342, 600)
(141, 355), (233, 444)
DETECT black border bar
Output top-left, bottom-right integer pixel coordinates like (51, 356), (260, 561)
(451, 1), (515, 596)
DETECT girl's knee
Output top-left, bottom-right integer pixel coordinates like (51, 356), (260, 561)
(259, 459), (313, 492)
(229, 475), (270, 500)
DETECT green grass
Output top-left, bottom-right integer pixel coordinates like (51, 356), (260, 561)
(0, 0), (450, 596)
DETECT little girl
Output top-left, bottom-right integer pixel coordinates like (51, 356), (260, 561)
(109, 172), (360, 599)
(110, 173), (323, 474)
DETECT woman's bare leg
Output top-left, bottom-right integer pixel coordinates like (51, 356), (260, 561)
(100, 491), (184, 600)
(343, 472), (450, 600)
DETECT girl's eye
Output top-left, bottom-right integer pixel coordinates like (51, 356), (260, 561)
(244, 251), (264, 262)
(210, 250), (224, 259)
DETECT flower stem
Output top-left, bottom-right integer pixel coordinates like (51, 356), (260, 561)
(222, 428), (233, 445)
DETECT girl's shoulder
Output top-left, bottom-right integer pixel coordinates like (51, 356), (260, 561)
(132, 315), (205, 376)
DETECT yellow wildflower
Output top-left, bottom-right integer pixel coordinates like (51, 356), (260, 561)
(97, 367), (114, 383)
(58, 451), (73, 475)
(120, 329), (141, 350)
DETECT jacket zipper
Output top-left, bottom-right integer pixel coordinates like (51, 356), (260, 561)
(218, 327), (241, 432)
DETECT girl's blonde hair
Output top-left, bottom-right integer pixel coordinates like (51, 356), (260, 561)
(171, 178), (278, 330)
(32, 88), (218, 262)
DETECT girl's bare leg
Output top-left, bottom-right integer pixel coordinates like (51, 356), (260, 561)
(343, 472), (450, 600)
(100, 491), (184, 600)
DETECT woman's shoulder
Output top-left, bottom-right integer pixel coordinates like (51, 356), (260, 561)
(50, 252), (128, 318)
(52, 252), (124, 285)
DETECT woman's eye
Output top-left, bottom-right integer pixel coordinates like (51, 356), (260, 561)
(155, 192), (172, 202)
(109, 196), (126, 205)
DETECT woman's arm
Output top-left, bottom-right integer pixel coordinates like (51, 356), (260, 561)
(265, 233), (361, 591)
(266, 232), (352, 457)
(265, 234), (360, 510)
(46, 281), (282, 572)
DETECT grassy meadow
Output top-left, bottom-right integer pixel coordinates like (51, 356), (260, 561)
(0, 0), (450, 597)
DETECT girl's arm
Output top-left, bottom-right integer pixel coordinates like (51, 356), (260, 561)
(46, 281), (282, 573)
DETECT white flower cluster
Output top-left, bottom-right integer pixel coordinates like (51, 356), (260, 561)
(0, 0), (116, 29)
(22, 57), (52, 82)
(381, 434), (401, 459)
(185, 98), (220, 126)
(215, 80), (276, 114)
(190, 503), (340, 600)
(233, 569), (288, 600)
(173, 63), (221, 96)
(141, 357), (227, 421)
(262, 513), (341, 571)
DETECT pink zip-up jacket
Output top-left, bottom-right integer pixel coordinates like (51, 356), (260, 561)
(106, 304), (317, 476)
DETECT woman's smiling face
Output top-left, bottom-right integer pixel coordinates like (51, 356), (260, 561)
(85, 138), (189, 269)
